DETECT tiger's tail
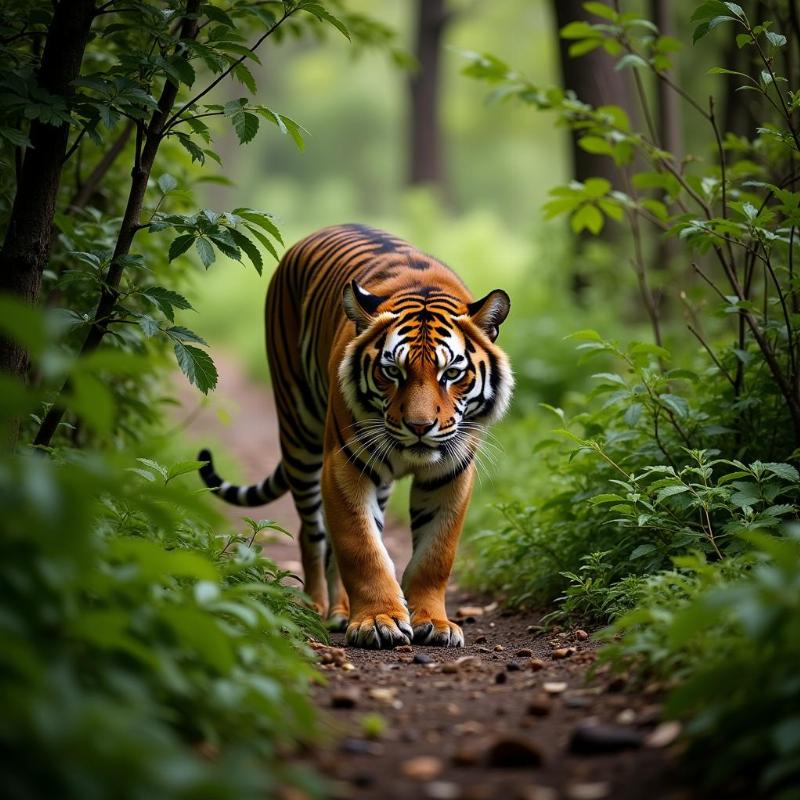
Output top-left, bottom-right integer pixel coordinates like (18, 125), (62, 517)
(197, 448), (290, 507)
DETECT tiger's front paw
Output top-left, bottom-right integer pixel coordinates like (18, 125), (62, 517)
(346, 608), (413, 649)
(411, 616), (464, 648)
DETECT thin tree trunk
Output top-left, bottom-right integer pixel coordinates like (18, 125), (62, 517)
(650, 0), (681, 272)
(0, 0), (96, 380)
(552, 0), (635, 193)
(69, 121), (135, 211)
(408, 0), (449, 189)
(34, 2), (202, 449)
(551, 0), (637, 298)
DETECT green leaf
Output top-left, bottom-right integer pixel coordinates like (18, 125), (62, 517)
(174, 342), (218, 394)
(226, 227), (263, 274)
(763, 462), (799, 482)
(571, 203), (604, 234)
(195, 237), (216, 268)
(166, 460), (209, 483)
(141, 286), (193, 321)
(136, 457), (168, 479)
(582, 2), (617, 21)
(659, 393), (689, 417)
(166, 326), (208, 345)
(300, 3), (350, 39)
(656, 484), (690, 501)
(578, 136), (613, 155)
(169, 234), (195, 262)
(765, 30), (786, 48)
(584, 177), (611, 197)
(232, 208), (283, 244)
(158, 174), (178, 193)
(232, 110), (259, 144)
(616, 53), (648, 71)
(232, 62), (257, 94)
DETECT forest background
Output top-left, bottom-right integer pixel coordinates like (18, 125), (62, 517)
(1, 1), (799, 798)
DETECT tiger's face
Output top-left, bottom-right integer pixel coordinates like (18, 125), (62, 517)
(339, 282), (513, 469)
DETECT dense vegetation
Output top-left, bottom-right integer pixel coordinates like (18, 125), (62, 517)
(2, 1), (799, 798)
(459, 2), (800, 796)
(0, 2), (388, 796)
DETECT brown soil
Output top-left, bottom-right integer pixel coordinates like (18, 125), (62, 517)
(177, 356), (690, 800)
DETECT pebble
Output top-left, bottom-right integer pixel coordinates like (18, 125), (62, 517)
(495, 671), (508, 684)
(552, 647), (576, 659)
(474, 635), (488, 644)
(451, 746), (481, 766)
(340, 738), (382, 756)
(457, 606), (485, 617)
(442, 662), (459, 674)
(330, 689), (359, 709)
(506, 661), (522, 672)
(529, 658), (546, 671)
(564, 695), (592, 709)
(493, 644), (505, 652)
(401, 756), (444, 780)
(646, 720), (682, 748)
(569, 722), (644, 754)
(575, 629), (589, 641)
(368, 687), (398, 707)
(342, 663), (355, 671)
(424, 782), (460, 800)
(616, 708), (637, 725)
(565, 782), (610, 800)
(454, 720), (484, 735)
(455, 655), (482, 670)
(414, 653), (434, 665)
(527, 694), (552, 716)
(515, 648), (533, 657)
(396, 644), (413, 653)
(543, 682), (567, 694)
(478, 646), (491, 654)
(485, 736), (545, 768)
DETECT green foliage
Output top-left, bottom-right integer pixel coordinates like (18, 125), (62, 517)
(0, 2), (403, 796)
(600, 531), (800, 798)
(459, 2), (800, 796)
(0, 445), (327, 799)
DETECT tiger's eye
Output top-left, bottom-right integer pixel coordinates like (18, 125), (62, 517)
(444, 367), (463, 381)
(382, 364), (401, 380)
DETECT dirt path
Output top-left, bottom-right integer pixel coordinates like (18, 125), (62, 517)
(177, 357), (686, 800)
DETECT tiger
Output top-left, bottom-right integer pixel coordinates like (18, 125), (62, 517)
(198, 224), (513, 649)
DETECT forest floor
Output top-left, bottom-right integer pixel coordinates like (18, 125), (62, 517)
(178, 356), (692, 800)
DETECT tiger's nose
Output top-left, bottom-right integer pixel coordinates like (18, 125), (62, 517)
(404, 419), (436, 437)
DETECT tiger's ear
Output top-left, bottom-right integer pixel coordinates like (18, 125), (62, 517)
(467, 289), (510, 342)
(343, 281), (387, 333)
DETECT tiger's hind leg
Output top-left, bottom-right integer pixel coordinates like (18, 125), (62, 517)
(325, 546), (349, 631)
(280, 456), (329, 617)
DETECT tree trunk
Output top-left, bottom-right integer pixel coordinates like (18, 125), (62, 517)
(552, 0), (635, 192)
(0, 0), (96, 382)
(551, 0), (637, 298)
(33, 0), (204, 449)
(650, 0), (681, 273)
(408, 0), (449, 189)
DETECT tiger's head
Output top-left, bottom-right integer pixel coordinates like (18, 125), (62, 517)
(339, 281), (514, 469)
